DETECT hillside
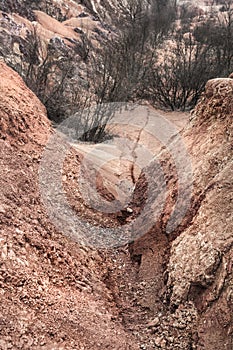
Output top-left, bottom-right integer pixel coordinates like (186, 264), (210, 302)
(0, 1), (232, 349)
(0, 62), (138, 350)
(0, 60), (232, 349)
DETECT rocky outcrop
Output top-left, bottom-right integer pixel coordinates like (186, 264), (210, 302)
(0, 0), (108, 75)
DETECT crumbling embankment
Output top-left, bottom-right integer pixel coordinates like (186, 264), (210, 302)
(125, 76), (233, 349)
(0, 62), (138, 350)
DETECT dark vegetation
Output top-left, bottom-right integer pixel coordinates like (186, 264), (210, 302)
(0, 0), (233, 141)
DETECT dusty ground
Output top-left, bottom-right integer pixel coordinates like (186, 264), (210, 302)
(0, 60), (232, 350)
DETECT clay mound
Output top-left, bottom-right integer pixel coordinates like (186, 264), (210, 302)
(195, 77), (233, 123)
(127, 76), (233, 350)
(0, 61), (51, 147)
(0, 62), (138, 349)
(166, 77), (233, 349)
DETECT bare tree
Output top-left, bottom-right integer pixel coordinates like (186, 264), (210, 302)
(146, 32), (217, 110)
(194, 0), (233, 75)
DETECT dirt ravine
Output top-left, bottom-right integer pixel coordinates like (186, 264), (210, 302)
(0, 62), (232, 350)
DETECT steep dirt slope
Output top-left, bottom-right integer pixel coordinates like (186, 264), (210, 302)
(0, 62), (138, 350)
(121, 76), (233, 349)
(166, 77), (233, 349)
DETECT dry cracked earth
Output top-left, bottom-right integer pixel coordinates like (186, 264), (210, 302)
(0, 56), (232, 350)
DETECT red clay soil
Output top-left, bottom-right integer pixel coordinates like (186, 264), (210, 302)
(0, 62), (139, 350)
(0, 62), (232, 350)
